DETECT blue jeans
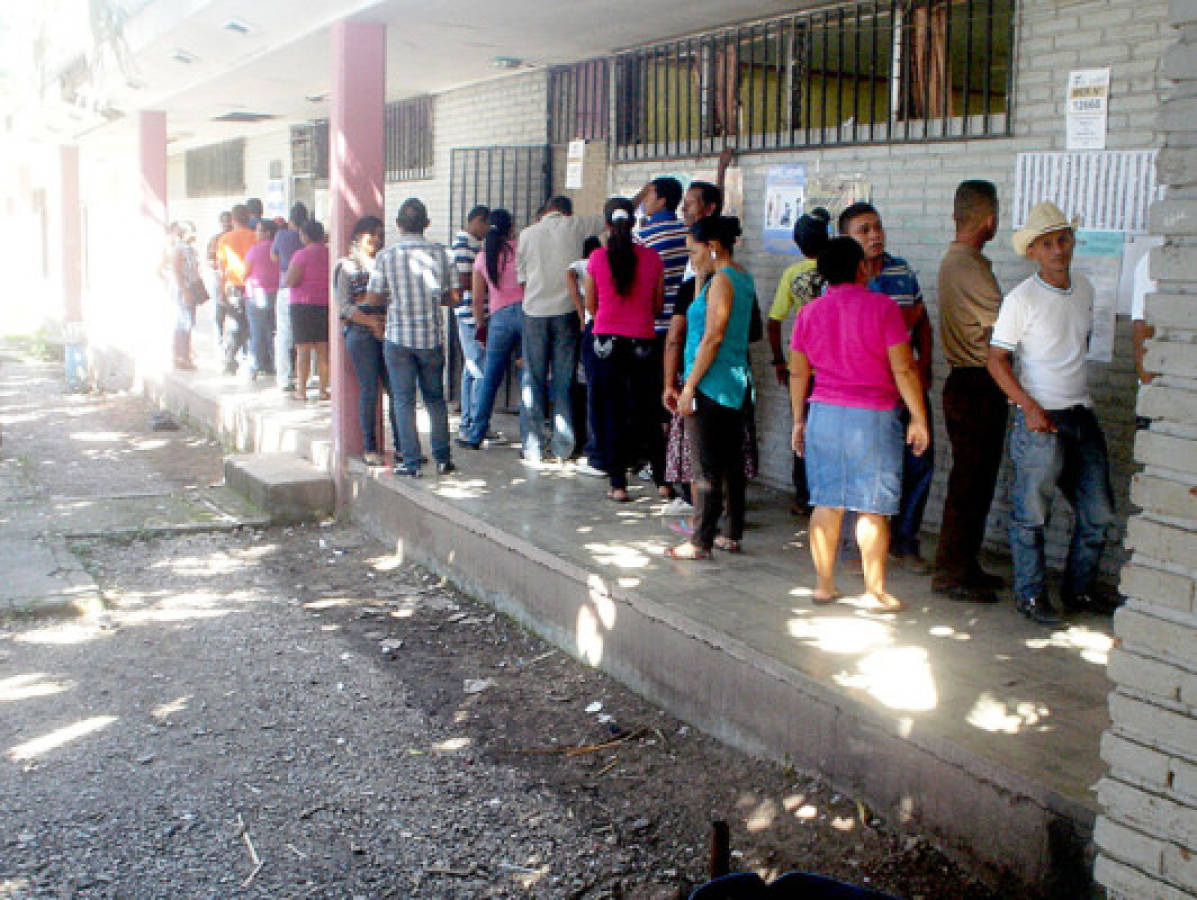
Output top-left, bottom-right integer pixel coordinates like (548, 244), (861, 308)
(383, 342), (450, 470)
(454, 306), (485, 436)
(891, 396), (935, 556)
(345, 325), (400, 455)
(247, 287), (276, 375)
(274, 287), (295, 388)
(1009, 406), (1115, 602)
(466, 303), (533, 446)
(522, 310), (580, 460)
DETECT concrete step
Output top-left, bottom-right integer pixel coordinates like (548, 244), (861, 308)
(224, 453), (333, 524)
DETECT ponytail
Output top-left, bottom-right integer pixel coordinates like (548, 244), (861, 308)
(484, 208), (514, 285)
(603, 196), (637, 297)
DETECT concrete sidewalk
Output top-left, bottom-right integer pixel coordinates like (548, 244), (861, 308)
(141, 351), (1112, 894)
(0, 347), (267, 616)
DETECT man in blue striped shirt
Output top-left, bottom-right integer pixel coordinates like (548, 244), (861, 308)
(633, 177), (688, 493)
(635, 177), (689, 334)
(840, 202), (936, 572)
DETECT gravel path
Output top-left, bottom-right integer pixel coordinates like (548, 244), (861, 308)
(0, 348), (998, 899)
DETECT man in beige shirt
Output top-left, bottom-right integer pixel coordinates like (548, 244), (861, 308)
(932, 180), (1008, 602)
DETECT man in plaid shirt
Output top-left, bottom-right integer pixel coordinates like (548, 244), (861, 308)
(365, 198), (460, 477)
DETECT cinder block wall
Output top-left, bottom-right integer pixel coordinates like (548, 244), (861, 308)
(383, 70), (549, 246)
(1094, 1), (1197, 895)
(610, 0), (1169, 578)
(166, 128), (294, 243)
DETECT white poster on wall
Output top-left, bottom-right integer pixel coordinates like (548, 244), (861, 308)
(565, 139), (585, 190)
(1066, 68), (1111, 151)
(1074, 229), (1123, 363)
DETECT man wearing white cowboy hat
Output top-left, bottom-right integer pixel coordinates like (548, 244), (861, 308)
(986, 201), (1117, 626)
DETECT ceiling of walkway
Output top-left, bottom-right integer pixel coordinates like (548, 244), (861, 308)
(52, 0), (811, 151)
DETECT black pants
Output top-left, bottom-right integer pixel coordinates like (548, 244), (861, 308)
(589, 334), (665, 490)
(933, 366), (1009, 582)
(221, 286), (249, 373)
(693, 390), (747, 550)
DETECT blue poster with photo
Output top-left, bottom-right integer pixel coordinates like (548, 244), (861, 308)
(763, 165), (807, 255)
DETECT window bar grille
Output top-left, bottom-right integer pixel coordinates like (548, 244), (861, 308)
(611, 0), (1009, 160)
(962, 0), (973, 134)
(983, 0), (994, 135)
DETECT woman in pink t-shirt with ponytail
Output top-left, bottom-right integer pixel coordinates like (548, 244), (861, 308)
(789, 237), (930, 612)
(584, 197), (665, 502)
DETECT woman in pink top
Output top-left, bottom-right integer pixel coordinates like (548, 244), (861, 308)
(457, 209), (531, 449)
(789, 237), (930, 611)
(284, 220), (331, 401)
(583, 197), (665, 501)
(244, 219), (281, 379)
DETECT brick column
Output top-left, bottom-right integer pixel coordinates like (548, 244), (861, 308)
(329, 21), (386, 502)
(60, 145), (82, 324)
(1094, 2), (1197, 897)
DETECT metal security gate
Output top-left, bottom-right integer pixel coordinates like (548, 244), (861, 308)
(446, 145), (552, 406)
(449, 145), (552, 239)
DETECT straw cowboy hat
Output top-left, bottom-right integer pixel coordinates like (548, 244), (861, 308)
(1012, 202), (1079, 257)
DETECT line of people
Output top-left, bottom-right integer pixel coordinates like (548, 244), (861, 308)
(168, 175), (1117, 626)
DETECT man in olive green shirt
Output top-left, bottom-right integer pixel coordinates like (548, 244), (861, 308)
(932, 180), (1007, 602)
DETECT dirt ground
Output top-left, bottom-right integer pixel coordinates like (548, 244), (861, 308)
(0, 348), (1001, 899)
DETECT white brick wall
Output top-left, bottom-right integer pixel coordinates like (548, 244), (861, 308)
(384, 70), (548, 247)
(1096, 0), (1197, 895)
(166, 128), (293, 242)
(610, 0), (1167, 578)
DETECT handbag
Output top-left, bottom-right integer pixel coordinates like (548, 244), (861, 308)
(184, 277), (209, 306)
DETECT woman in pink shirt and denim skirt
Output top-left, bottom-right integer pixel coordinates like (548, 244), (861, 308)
(789, 237), (930, 612)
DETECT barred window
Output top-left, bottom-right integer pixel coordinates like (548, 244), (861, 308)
(548, 59), (610, 143)
(291, 121), (328, 180)
(385, 96), (434, 181)
(185, 138), (246, 197)
(614, 0), (1013, 161)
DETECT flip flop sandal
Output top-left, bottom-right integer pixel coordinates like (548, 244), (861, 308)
(713, 536), (741, 553)
(812, 591), (842, 605)
(607, 489), (631, 503)
(665, 543), (711, 560)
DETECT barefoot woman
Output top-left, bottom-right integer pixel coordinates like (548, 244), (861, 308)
(789, 238), (929, 611)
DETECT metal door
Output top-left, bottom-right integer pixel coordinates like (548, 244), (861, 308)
(446, 145), (552, 407)
(448, 145), (552, 239)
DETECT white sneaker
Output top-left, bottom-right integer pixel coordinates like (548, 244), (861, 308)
(574, 461), (606, 478)
(660, 497), (694, 516)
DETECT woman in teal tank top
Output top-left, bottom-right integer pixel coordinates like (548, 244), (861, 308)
(665, 215), (757, 559)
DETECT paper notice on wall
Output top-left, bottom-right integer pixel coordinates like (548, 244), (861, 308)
(265, 179), (286, 219)
(763, 165), (807, 255)
(805, 175), (871, 234)
(1066, 68), (1110, 151)
(565, 139), (585, 190)
(1012, 150), (1159, 233)
(1074, 229), (1123, 362)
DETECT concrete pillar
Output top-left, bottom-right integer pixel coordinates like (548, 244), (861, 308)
(138, 111), (168, 367)
(329, 20), (386, 501)
(60, 145), (82, 324)
(1093, 4), (1197, 899)
(139, 111), (167, 237)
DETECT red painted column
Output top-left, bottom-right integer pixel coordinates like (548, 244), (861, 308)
(139, 110), (168, 238)
(330, 20), (386, 504)
(139, 111), (168, 367)
(60, 145), (82, 324)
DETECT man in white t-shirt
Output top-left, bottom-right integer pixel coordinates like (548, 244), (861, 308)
(987, 202), (1116, 626)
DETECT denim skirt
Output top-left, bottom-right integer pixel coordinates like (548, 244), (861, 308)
(805, 402), (902, 515)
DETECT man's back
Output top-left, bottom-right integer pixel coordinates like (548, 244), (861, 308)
(217, 227), (256, 286)
(518, 212), (603, 317)
(371, 236), (452, 350)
